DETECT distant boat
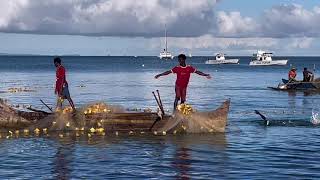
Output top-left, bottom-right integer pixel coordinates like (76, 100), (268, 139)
(159, 25), (174, 60)
(249, 50), (288, 66)
(189, 53), (192, 58)
(205, 53), (239, 65)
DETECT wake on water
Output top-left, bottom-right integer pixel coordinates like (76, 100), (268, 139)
(311, 107), (320, 125)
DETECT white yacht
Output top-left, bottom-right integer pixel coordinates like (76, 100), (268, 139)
(205, 53), (239, 65)
(159, 26), (174, 60)
(249, 50), (288, 66)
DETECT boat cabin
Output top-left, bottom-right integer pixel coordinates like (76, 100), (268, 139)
(215, 53), (226, 61)
(253, 51), (273, 61)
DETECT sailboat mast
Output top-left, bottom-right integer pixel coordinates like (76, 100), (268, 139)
(165, 25), (167, 52)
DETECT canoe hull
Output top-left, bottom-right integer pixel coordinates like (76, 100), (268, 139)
(0, 99), (231, 134)
(269, 79), (320, 91)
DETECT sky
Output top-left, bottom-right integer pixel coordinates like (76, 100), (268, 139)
(0, 0), (319, 56)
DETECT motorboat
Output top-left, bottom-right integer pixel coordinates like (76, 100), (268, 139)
(249, 50), (288, 66)
(205, 53), (239, 65)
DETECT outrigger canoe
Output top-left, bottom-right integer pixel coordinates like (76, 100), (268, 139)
(0, 99), (230, 134)
(268, 79), (320, 91)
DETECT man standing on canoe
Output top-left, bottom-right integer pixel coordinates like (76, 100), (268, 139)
(155, 54), (211, 110)
(54, 57), (76, 112)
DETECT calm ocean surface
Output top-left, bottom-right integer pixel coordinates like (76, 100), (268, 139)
(0, 56), (320, 179)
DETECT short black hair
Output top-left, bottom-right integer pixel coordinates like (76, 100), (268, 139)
(54, 57), (62, 64)
(178, 54), (187, 60)
(304, 67), (307, 70)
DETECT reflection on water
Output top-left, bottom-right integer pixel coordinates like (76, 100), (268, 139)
(53, 140), (74, 180)
(173, 147), (191, 180)
(171, 134), (227, 179)
(0, 134), (228, 179)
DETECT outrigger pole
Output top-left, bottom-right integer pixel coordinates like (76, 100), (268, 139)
(152, 91), (165, 116)
(156, 90), (164, 115)
(40, 99), (54, 113)
(150, 90), (165, 131)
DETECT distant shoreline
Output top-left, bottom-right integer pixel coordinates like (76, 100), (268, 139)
(0, 54), (319, 57)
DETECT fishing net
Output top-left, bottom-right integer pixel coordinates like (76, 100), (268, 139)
(0, 99), (33, 129)
(32, 102), (125, 131)
(158, 104), (226, 133)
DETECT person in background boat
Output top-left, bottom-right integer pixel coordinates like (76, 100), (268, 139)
(288, 67), (297, 83)
(54, 57), (76, 112)
(303, 67), (314, 82)
(154, 54), (211, 111)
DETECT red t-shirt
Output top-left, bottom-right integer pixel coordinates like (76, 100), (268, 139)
(55, 65), (68, 94)
(288, 70), (297, 79)
(171, 65), (196, 87)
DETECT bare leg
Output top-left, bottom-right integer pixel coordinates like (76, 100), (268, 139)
(174, 97), (180, 112)
(56, 96), (63, 111)
(67, 97), (76, 111)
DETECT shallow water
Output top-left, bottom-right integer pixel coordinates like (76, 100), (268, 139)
(0, 56), (320, 179)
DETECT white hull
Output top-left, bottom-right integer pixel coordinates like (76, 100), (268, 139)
(159, 54), (174, 59)
(205, 59), (239, 65)
(249, 60), (288, 66)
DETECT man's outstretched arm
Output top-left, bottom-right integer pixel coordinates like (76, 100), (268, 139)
(195, 70), (211, 79)
(155, 70), (172, 79)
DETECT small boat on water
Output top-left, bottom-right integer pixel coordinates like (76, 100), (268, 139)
(205, 53), (239, 65)
(0, 99), (230, 134)
(268, 79), (320, 91)
(249, 50), (288, 66)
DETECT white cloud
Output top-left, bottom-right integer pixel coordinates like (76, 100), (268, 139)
(288, 37), (314, 49)
(0, 1), (320, 41)
(261, 4), (320, 37)
(211, 4), (320, 38)
(215, 11), (257, 37)
(0, 0), (217, 37)
(151, 34), (279, 52)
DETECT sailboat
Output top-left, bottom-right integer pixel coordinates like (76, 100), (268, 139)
(159, 25), (174, 60)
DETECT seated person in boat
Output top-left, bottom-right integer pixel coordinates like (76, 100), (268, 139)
(54, 57), (76, 112)
(155, 54), (211, 110)
(303, 67), (314, 82)
(288, 67), (297, 82)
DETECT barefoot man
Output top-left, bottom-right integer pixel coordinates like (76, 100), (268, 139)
(155, 54), (211, 110)
(54, 57), (76, 112)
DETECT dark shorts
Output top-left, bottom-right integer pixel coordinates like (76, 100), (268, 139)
(175, 86), (187, 102)
(60, 85), (71, 99)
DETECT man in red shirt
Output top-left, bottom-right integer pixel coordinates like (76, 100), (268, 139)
(54, 57), (76, 112)
(288, 67), (297, 82)
(155, 54), (211, 110)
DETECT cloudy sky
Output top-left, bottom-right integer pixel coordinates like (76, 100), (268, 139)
(0, 0), (319, 56)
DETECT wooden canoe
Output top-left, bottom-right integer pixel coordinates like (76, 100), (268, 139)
(0, 99), (230, 134)
(269, 78), (320, 91)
